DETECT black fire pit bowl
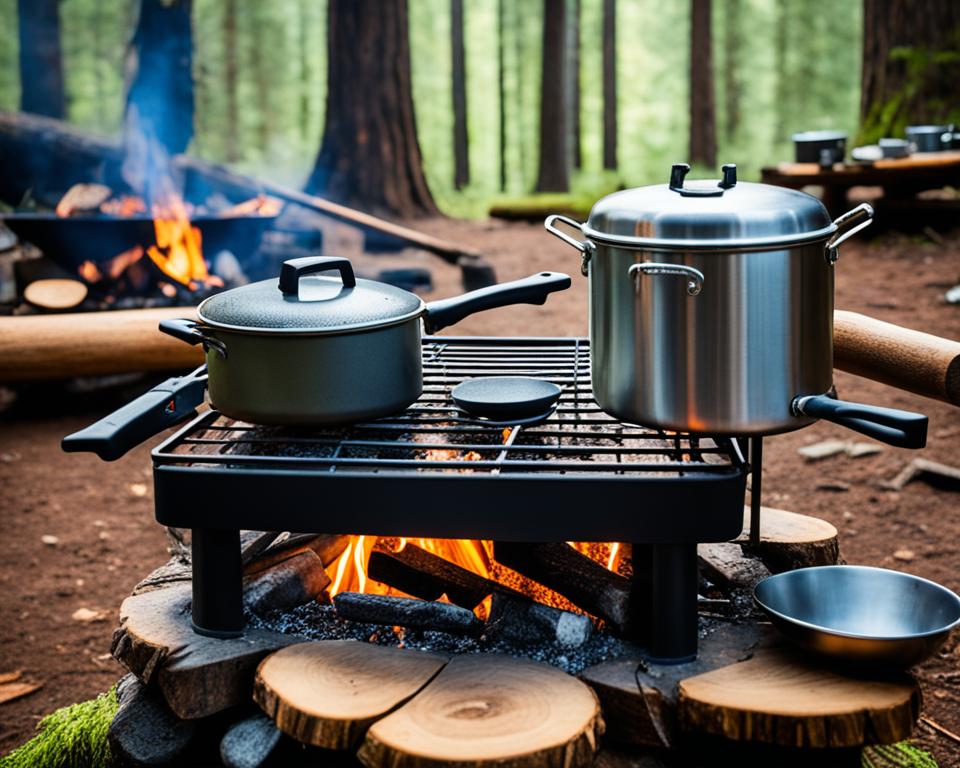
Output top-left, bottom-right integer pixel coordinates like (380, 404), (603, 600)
(2, 212), (278, 269)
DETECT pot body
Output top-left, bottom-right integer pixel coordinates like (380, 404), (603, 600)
(589, 241), (834, 434)
(204, 320), (423, 425)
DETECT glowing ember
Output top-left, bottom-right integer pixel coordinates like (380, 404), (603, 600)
(100, 195), (147, 217)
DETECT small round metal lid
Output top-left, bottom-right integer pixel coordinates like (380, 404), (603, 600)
(584, 163), (836, 250)
(197, 256), (424, 334)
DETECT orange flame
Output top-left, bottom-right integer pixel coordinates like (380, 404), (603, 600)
(146, 195), (218, 289)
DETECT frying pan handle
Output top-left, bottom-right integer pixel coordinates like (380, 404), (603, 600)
(62, 371), (207, 461)
(423, 272), (572, 334)
(792, 395), (927, 449)
(279, 256), (357, 295)
(159, 318), (227, 359)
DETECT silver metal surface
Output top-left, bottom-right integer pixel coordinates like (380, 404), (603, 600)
(755, 565), (960, 667)
(824, 203), (874, 263)
(589, 240), (834, 434)
(628, 262), (704, 296)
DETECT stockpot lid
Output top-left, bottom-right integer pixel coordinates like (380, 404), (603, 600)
(583, 163), (836, 250)
(197, 256), (425, 334)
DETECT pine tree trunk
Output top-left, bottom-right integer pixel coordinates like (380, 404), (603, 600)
(17, 0), (65, 118)
(306, 0), (438, 217)
(601, 0), (617, 170)
(860, 0), (960, 144)
(569, 0), (582, 170)
(223, 0), (239, 162)
(535, 0), (569, 193)
(722, 0), (740, 144)
(124, 0), (194, 158)
(298, 0), (311, 145)
(498, 0), (507, 191)
(772, 0), (789, 140)
(688, 0), (716, 168)
(451, 0), (469, 189)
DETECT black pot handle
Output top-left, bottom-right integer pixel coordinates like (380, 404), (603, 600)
(792, 395), (928, 449)
(279, 256), (356, 295)
(159, 318), (227, 359)
(423, 271), (572, 334)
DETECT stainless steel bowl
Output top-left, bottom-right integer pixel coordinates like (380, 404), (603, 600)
(754, 565), (960, 667)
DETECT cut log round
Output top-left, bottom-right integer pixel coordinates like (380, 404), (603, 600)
(23, 278), (88, 310)
(253, 640), (449, 750)
(677, 649), (920, 748)
(111, 583), (298, 719)
(358, 654), (603, 768)
(735, 506), (840, 571)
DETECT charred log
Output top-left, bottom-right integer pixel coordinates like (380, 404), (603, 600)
(333, 592), (483, 636)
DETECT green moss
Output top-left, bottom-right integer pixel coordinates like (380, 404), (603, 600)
(0, 687), (118, 768)
(863, 741), (940, 768)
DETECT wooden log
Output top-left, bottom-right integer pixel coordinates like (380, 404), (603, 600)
(243, 550), (331, 616)
(108, 673), (199, 767)
(253, 640), (449, 750)
(246, 533), (350, 573)
(240, 531), (282, 565)
(367, 543), (502, 609)
(579, 622), (775, 749)
(677, 649), (920, 748)
(220, 713), (283, 768)
(111, 583), (299, 719)
(485, 592), (593, 648)
(357, 654), (603, 768)
(132, 556), (192, 595)
(22, 278), (88, 310)
(333, 592), (482, 636)
(833, 310), (960, 407)
(734, 506), (840, 572)
(0, 307), (203, 381)
(697, 543), (771, 591)
(493, 542), (633, 633)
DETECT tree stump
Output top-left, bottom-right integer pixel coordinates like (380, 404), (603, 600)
(677, 649), (920, 748)
(358, 654), (604, 768)
(253, 640), (449, 750)
(736, 506), (841, 571)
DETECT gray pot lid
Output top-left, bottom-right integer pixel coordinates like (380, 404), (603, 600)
(197, 256), (424, 334)
(584, 163), (836, 250)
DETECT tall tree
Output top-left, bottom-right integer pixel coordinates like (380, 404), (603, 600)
(223, 0), (239, 162)
(18, 0), (65, 118)
(722, 0), (741, 144)
(451, 0), (469, 189)
(688, 0), (716, 167)
(601, 0), (617, 170)
(497, 0), (507, 191)
(568, 0), (582, 170)
(772, 0), (789, 139)
(124, 0), (194, 158)
(307, 0), (437, 217)
(860, 0), (960, 143)
(535, 0), (569, 192)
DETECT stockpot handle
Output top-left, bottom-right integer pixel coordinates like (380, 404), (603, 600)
(825, 203), (873, 263)
(792, 394), (927, 449)
(629, 262), (705, 296)
(159, 318), (227, 359)
(279, 256), (357, 295)
(544, 214), (588, 253)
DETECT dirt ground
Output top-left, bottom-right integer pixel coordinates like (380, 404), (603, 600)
(1, 217), (959, 764)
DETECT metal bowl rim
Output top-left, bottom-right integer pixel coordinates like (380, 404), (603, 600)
(753, 564), (960, 641)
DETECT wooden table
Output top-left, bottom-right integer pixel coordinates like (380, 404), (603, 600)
(761, 151), (960, 217)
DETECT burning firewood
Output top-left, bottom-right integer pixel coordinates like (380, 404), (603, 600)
(54, 183), (111, 217)
(485, 592), (593, 648)
(333, 592), (483, 637)
(243, 550), (331, 616)
(218, 194), (283, 217)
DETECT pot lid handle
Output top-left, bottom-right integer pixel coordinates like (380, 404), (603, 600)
(279, 256), (357, 296)
(668, 163), (737, 197)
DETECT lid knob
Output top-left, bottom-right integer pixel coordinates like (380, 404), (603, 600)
(720, 164), (737, 189)
(279, 256), (357, 296)
(669, 163), (691, 191)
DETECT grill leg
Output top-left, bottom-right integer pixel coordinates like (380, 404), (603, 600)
(191, 528), (243, 638)
(631, 543), (698, 664)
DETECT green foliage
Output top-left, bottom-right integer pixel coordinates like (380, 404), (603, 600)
(862, 741), (940, 768)
(0, 687), (118, 768)
(0, 0), (18, 110)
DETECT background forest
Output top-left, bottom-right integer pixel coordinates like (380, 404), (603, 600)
(1, 0), (863, 216)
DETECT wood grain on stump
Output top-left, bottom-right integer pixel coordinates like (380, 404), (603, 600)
(253, 640), (449, 750)
(358, 654), (603, 768)
(736, 505), (841, 571)
(678, 649), (920, 748)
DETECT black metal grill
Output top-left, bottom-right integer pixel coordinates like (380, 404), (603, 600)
(148, 337), (747, 661)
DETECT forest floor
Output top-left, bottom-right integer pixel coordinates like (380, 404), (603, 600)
(1, 217), (959, 765)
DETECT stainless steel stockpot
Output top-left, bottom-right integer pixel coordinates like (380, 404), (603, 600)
(161, 256), (570, 425)
(546, 163), (924, 444)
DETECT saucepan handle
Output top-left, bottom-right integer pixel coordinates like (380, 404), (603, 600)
(423, 272), (572, 334)
(159, 318), (227, 359)
(791, 394), (927, 449)
(825, 203), (874, 263)
(629, 262), (705, 296)
(544, 215), (594, 276)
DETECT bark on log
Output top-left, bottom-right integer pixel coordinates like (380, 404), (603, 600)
(243, 550), (331, 616)
(108, 673), (198, 767)
(734, 506), (840, 572)
(697, 542), (771, 591)
(111, 583), (299, 719)
(677, 649), (920, 747)
(493, 542), (632, 633)
(358, 654), (603, 767)
(579, 622), (774, 749)
(0, 307), (202, 381)
(485, 591), (593, 648)
(253, 640), (449, 750)
(247, 532), (350, 571)
(333, 592), (482, 636)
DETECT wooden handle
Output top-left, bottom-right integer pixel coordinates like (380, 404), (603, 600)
(0, 307), (203, 382)
(833, 310), (960, 406)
